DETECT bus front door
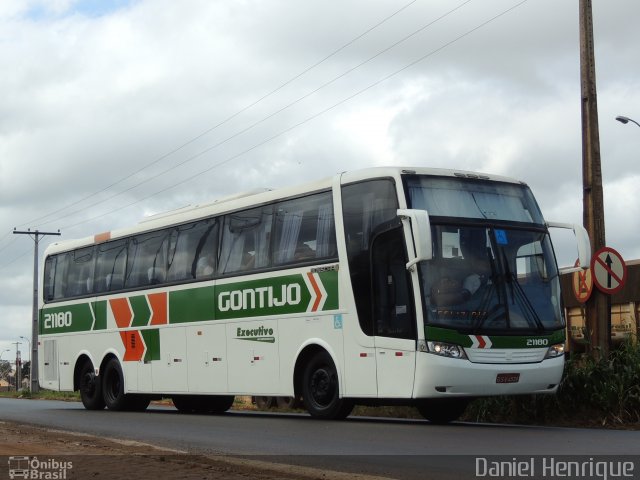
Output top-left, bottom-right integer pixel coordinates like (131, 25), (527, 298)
(371, 227), (416, 398)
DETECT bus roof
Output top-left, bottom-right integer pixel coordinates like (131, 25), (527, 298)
(43, 166), (523, 256)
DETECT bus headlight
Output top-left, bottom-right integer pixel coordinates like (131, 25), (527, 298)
(427, 341), (467, 359)
(545, 343), (565, 359)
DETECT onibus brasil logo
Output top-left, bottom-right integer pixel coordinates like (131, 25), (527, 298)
(8, 456), (72, 479)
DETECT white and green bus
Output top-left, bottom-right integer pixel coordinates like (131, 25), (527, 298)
(38, 167), (589, 422)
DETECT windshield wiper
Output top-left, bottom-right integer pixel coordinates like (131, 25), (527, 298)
(473, 246), (509, 333)
(501, 251), (545, 332)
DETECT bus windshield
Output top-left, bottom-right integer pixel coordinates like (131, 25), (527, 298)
(419, 225), (563, 333)
(404, 175), (562, 334)
(404, 175), (544, 224)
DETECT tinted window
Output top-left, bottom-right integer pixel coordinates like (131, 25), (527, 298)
(65, 247), (95, 297)
(43, 256), (56, 301)
(167, 218), (219, 281)
(273, 192), (337, 265)
(342, 179), (399, 335)
(405, 175), (544, 224)
(94, 239), (128, 293)
(125, 229), (171, 288)
(219, 206), (273, 274)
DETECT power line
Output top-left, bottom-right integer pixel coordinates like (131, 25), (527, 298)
(14, 0), (419, 230)
(37, 0), (475, 229)
(58, 0), (529, 232)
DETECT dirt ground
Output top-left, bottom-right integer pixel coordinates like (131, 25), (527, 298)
(0, 421), (388, 480)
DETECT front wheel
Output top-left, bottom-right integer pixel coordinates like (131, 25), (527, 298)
(416, 398), (470, 424)
(79, 361), (105, 410)
(302, 351), (353, 420)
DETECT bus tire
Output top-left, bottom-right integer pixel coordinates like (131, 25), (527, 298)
(102, 358), (128, 411)
(416, 398), (470, 424)
(173, 395), (234, 414)
(302, 351), (353, 420)
(210, 395), (235, 414)
(79, 361), (105, 410)
(125, 394), (151, 412)
(172, 395), (196, 413)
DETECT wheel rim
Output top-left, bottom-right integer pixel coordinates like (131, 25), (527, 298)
(310, 366), (336, 407)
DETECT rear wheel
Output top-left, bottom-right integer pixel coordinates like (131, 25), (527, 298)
(302, 351), (353, 420)
(79, 361), (105, 410)
(416, 398), (470, 424)
(102, 358), (128, 411)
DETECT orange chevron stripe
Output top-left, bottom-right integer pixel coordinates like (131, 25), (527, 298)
(306, 272), (322, 312)
(110, 298), (132, 329)
(148, 292), (168, 325)
(120, 330), (145, 361)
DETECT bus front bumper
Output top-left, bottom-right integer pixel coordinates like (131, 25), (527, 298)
(413, 352), (564, 398)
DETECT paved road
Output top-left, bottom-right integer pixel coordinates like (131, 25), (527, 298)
(1, 398), (639, 479)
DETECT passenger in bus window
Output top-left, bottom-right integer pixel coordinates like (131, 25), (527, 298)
(195, 254), (215, 277)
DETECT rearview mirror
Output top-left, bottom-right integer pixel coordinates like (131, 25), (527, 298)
(546, 221), (591, 273)
(397, 208), (432, 270)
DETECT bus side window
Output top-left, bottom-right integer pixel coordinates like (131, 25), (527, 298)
(371, 227), (415, 339)
(219, 206), (273, 274)
(95, 239), (128, 293)
(65, 247), (95, 297)
(342, 179), (399, 336)
(43, 256), (56, 302)
(53, 253), (69, 300)
(125, 230), (170, 288)
(273, 191), (336, 266)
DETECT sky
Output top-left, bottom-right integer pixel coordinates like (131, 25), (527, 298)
(1, 0), (639, 361)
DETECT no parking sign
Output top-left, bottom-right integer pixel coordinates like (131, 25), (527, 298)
(572, 259), (593, 303)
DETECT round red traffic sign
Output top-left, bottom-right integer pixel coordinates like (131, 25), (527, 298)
(590, 246), (627, 294)
(572, 259), (593, 303)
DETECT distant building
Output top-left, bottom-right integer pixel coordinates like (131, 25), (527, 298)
(560, 258), (640, 352)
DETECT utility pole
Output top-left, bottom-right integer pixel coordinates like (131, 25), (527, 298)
(13, 228), (61, 393)
(13, 342), (21, 391)
(579, 0), (609, 360)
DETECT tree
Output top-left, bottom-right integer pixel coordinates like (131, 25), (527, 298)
(0, 360), (10, 380)
(21, 361), (30, 381)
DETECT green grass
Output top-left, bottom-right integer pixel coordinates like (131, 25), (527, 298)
(0, 389), (80, 401)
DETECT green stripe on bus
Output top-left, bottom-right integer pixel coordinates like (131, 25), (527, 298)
(425, 326), (566, 348)
(169, 286), (216, 324)
(214, 274), (312, 320)
(40, 269), (341, 332)
(93, 301), (107, 330)
(130, 295), (151, 327)
(40, 303), (94, 334)
(141, 329), (160, 361)
(317, 270), (338, 310)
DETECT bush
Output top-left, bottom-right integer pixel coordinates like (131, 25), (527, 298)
(464, 341), (640, 427)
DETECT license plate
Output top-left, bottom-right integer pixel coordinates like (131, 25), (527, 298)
(496, 373), (520, 384)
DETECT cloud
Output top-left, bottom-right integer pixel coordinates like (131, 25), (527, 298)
(1, 0), (640, 356)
